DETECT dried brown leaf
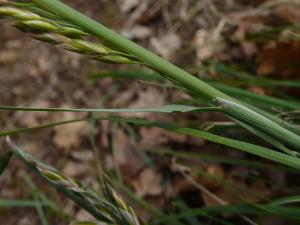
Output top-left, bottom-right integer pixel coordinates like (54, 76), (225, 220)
(131, 167), (163, 198)
(150, 33), (181, 59)
(53, 109), (90, 150)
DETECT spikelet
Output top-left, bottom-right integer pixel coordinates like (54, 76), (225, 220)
(95, 55), (137, 64)
(61, 39), (110, 55)
(17, 20), (57, 32)
(102, 175), (146, 225)
(0, 7), (41, 20)
(58, 26), (88, 38)
(0, 5), (141, 65)
(33, 33), (70, 44)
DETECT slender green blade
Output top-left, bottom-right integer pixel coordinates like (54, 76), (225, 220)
(269, 195), (300, 206)
(0, 151), (13, 176)
(152, 204), (300, 224)
(217, 98), (300, 150)
(2, 116), (300, 170)
(88, 69), (300, 110)
(146, 148), (299, 173)
(231, 117), (299, 157)
(0, 119), (85, 137)
(89, 70), (163, 81)
(0, 199), (51, 208)
(0, 105), (219, 114)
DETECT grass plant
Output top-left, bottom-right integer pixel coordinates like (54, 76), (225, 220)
(1, 0), (300, 224)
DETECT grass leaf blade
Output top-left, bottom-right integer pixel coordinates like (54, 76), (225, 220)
(0, 105), (219, 114)
(0, 151), (13, 177)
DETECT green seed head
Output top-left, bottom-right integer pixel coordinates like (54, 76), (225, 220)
(15, 12), (41, 20)
(41, 169), (67, 182)
(18, 20), (57, 32)
(62, 39), (109, 55)
(0, 7), (23, 16)
(34, 33), (70, 44)
(95, 55), (134, 64)
(58, 27), (88, 38)
(0, 7), (41, 20)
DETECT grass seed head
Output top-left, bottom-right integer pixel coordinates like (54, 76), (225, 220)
(95, 55), (135, 64)
(58, 26), (88, 38)
(18, 20), (57, 32)
(14, 12), (41, 20)
(61, 39), (110, 55)
(0, 7), (41, 20)
(33, 33), (70, 44)
(41, 169), (68, 181)
(0, 6), (140, 66)
(0, 7), (24, 16)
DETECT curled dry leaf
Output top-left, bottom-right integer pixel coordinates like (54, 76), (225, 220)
(122, 86), (166, 118)
(139, 127), (187, 148)
(122, 25), (152, 40)
(257, 41), (300, 77)
(241, 41), (258, 58)
(194, 29), (215, 62)
(63, 161), (91, 178)
(17, 100), (51, 127)
(0, 49), (17, 64)
(240, 180), (270, 203)
(75, 209), (95, 222)
(114, 129), (144, 176)
(139, 127), (168, 147)
(131, 167), (163, 198)
(119, 0), (140, 13)
(150, 32), (181, 60)
(197, 164), (225, 190)
(53, 109), (91, 151)
(274, 4), (300, 24)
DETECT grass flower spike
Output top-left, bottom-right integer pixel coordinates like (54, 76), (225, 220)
(0, 6), (41, 20)
(0, 4), (140, 65)
(4, 137), (145, 225)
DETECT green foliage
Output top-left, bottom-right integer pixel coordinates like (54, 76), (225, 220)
(0, 151), (13, 176)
